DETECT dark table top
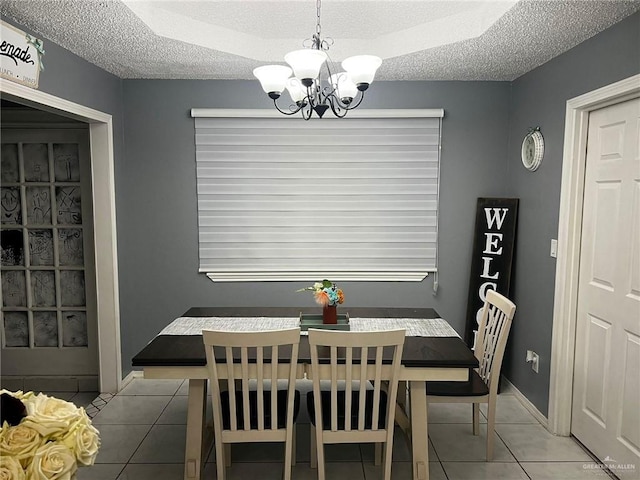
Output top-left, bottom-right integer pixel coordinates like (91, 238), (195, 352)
(132, 307), (478, 369)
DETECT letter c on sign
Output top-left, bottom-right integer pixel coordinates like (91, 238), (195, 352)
(476, 282), (497, 325)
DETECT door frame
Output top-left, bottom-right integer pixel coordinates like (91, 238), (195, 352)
(1, 80), (122, 393)
(548, 73), (640, 435)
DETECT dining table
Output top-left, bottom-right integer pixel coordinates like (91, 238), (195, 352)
(131, 307), (478, 480)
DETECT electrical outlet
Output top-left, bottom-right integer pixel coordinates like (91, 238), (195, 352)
(526, 350), (540, 373)
(550, 239), (558, 258)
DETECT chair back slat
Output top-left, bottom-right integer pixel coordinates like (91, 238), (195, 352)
(256, 347), (265, 431)
(344, 347), (353, 431)
(370, 346), (384, 431)
(240, 346), (250, 430)
(226, 346), (238, 431)
(357, 346), (368, 431)
(271, 344), (278, 431)
(329, 345), (338, 432)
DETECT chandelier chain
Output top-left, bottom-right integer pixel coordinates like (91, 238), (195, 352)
(316, 0), (322, 36)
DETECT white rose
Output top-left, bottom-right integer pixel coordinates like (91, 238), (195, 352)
(22, 394), (82, 438)
(0, 423), (44, 467)
(0, 455), (26, 480)
(26, 443), (77, 480)
(60, 412), (100, 466)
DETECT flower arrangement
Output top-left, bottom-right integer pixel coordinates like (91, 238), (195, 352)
(0, 390), (100, 480)
(297, 279), (345, 307)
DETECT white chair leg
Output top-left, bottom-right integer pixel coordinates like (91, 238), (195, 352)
(382, 442), (393, 480)
(215, 438), (226, 480)
(315, 425), (326, 480)
(486, 397), (497, 461)
(472, 403), (480, 436)
(284, 426), (294, 480)
(310, 425), (318, 469)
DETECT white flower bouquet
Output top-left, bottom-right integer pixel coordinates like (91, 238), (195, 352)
(0, 390), (100, 480)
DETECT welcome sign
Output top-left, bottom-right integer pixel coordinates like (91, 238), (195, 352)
(464, 198), (519, 349)
(0, 20), (44, 88)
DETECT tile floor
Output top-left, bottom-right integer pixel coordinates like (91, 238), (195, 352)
(59, 377), (624, 480)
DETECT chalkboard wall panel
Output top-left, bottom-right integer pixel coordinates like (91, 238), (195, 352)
(23, 143), (49, 182)
(26, 186), (52, 225)
(1, 187), (21, 224)
(1, 144), (19, 182)
(29, 229), (54, 266)
(4, 312), (28, 347)
(63, 311), (87, 347)
(1, 229), (24, 265)
(34, 311), (58, 347)
(31, 270), (56, 307)
(60, 270), (85, 307)
(53, 144), (80, 182)
(58, 229), (83, 266)
(2, 271), (26, 307)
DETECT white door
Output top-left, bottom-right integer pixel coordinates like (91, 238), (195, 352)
(1, 128), (99, 386)
(572, 97), (640, 469)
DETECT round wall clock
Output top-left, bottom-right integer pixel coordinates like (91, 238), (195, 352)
(521, 127), (544, 172)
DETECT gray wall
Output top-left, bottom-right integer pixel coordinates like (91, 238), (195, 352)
(503, 11), (640, 414)
(119, 80), (510, 371)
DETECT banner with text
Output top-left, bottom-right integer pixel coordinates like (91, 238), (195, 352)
(464, 198), (519, 349)
(1, 20), (44, 89)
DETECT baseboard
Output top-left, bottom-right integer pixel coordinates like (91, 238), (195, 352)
(1, 375), (99, 393)
(501, 375), (550, 431)
(119, 370), (143, 391)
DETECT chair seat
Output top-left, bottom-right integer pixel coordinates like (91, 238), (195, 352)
(221, 389), (301, 430)
(426, 370), (489, 397)
(307, 389), (388, 430)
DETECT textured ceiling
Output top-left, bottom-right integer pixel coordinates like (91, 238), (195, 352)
(1, 0), (639, 81)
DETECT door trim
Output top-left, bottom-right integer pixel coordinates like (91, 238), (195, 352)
(549, 73), (640, 435)
(0, 80), (122, 393)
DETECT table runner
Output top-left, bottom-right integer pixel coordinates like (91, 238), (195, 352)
(159, 316), (459, 338)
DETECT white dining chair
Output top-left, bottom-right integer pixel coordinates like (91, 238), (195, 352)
(426, 289), (516, 460)
(307, 328), (405, 480)
(202, 328), (301, 480)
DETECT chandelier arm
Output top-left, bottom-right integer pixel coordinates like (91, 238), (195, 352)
(343, 90), (365, 110)
(301, 101), (313, 120)
(272, 98), (305, 116)
(327, 96), (349, 118)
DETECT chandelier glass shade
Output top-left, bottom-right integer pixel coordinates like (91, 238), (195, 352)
(253, 0), (382, 120)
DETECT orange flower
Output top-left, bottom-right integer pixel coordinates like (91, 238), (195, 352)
(314, 290), (330, 306)
(337, 289), (344, 304)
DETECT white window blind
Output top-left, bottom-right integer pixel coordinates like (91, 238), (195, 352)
(192, 109), (443, 282)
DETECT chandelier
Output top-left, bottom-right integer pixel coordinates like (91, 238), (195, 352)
(253, 0), (382, 120)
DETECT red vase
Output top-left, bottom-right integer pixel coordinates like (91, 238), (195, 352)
(323, 305), (337, 324)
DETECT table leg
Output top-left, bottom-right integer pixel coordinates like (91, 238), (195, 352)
(409, 381), (429, 480)
(184, 379), (210, 480)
